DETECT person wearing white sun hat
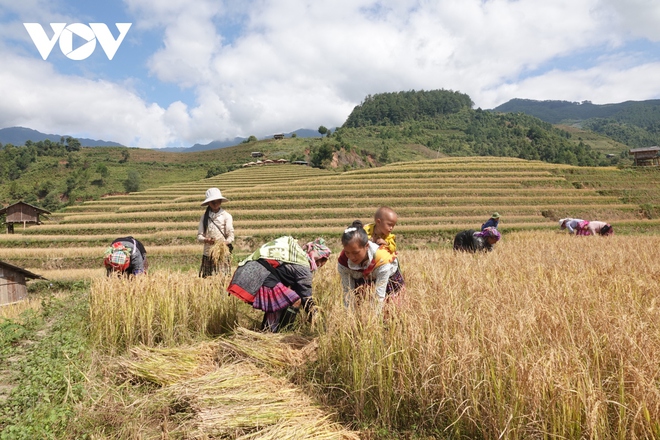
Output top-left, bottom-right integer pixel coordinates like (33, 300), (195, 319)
(197, 187), (234, 277)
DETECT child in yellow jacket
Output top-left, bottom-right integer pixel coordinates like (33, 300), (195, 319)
(364, 206), (398, 253)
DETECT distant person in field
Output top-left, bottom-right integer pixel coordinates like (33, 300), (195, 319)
(559, 218), (585, 235)
(574, 220), (614, 236)
(364, 206), (398, 253)
(198, 187), (234, 277)
(104, 236), (148, 276)
(338, 220), (405, 310)
(481, 212), (500, 231)
(453, 227), (501, 253)
(227, 236), (331, 332)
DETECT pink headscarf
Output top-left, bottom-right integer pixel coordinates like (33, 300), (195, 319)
(301, 238), (332, 271)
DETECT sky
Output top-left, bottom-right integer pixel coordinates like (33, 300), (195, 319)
(1, 0), (660, 149)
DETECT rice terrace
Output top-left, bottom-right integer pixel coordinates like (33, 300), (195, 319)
(2, 156), (660, 439)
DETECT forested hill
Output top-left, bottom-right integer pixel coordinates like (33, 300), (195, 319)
(339, 89), (607, 167)
(343, 89), (473, 127)
(492, 98), (660, 148)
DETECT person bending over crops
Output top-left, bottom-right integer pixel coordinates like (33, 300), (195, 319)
(559, 218), (585, 235)
(104, 236), (148, 276)
(198, 187), (234, 277)
(453, 227), (501, 252)
(338, 220), (405, 311)
(481, 212), (500, 231)
(574, 220), (614, 236)
(227, 236), (331, 332)
(363, 206), (398, 253)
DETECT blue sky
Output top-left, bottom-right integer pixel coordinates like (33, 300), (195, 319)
(1, 0), (660, 149)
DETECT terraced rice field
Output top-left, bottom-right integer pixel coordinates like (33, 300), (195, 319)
(2, 158), (659, 273)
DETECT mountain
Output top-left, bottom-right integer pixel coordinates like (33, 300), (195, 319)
(157, 128), (328, 153)
(491, 99), (660, 148)
(491, 99), (660, 124)
(0, 126), (125, 147)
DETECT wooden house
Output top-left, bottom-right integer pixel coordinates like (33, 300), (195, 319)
(0, 260), (45, 306)
(273, 133), (285, 140)
(0, 201), (51, 234)
(629, 147), (660, 166)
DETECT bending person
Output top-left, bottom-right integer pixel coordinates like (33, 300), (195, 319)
(559, 218), (585, 235)
(481, 212), (500, 230)
(227, 236), (331, 332)
(337, 220), (404, 311)
(453, 227), (501, 252)
(576, 220), (614, 236)
(104, 236), (148, 276)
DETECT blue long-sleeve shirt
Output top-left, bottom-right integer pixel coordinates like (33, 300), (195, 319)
(481, 218), (499, 230)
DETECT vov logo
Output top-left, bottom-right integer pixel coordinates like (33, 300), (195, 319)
(23, 23), (132, 61)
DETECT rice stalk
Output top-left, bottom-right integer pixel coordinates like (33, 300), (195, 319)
(217, 327), (317, 370)
(117, 342), (218, 386)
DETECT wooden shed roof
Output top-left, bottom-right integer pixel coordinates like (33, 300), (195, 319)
(0, 260), (45, 280)
(629, 146), (660, 154)
(0, 201), (51, 215)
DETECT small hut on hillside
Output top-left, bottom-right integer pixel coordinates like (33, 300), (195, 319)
(273, 133), (284, 140)
(0, 201), (51, 234)
(0, 260), (45, 306)
(629, 147), (660, 166)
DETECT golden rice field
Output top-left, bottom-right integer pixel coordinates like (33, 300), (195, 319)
(1, 157), (659, 274)
(3, 157), (660, 438)
(79, 231), (660, 438)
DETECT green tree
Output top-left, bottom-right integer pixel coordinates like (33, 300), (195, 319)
(379, 143), (390, 163)
(123, 170), (141, 193)
(318, 126), (328, 136)
(120, 149), (130, 163)
(65, 137), (81, 152)
(311, 143), (333, 168)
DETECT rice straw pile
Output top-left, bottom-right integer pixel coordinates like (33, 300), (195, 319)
(117, 342), (218, 386)
(161, 363), (359, 439)
(218, 327), (317, 371)
(114, 338), (358, 439)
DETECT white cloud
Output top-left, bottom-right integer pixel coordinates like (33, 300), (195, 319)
(0, 52), (175, 148)
(1, 0), (660, 147)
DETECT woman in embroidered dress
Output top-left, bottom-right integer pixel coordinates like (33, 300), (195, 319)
(197, 188), (234, 277)
(104, 236), (148, 276)
(227, 236), (331, 332)
(453, 227), (501, 252)
(337, 220), (405, 311)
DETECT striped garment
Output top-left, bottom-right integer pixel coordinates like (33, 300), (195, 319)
(252, 282), (300, 313)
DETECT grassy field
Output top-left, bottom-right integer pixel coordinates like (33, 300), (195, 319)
(2, 157), (660, 438)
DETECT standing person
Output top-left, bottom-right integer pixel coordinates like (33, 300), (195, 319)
(453, 227), (501, 252)
(227, 236), (331, 332)
(338, 220), (404, 310)
(104, 236), (148, 276)
(197, 188), (234, 277)
(481, 212), (500, 231)
(363, 206), (398, 253)
(559, 218), (585, 235)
